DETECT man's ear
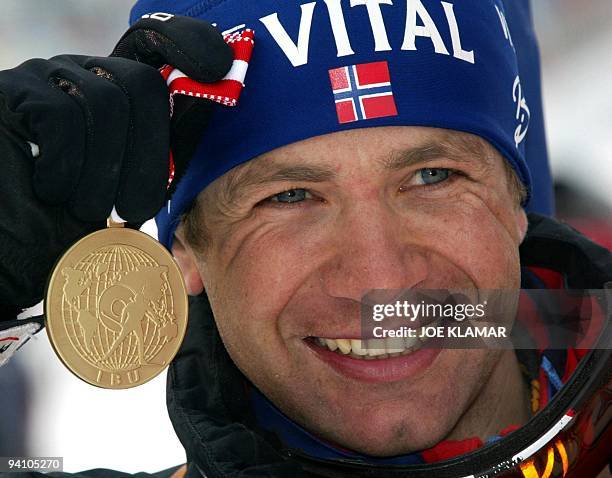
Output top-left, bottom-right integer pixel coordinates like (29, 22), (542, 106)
(516, 208), (528, 243)
(171, 233), (204, 296)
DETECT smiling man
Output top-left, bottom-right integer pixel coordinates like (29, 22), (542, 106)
(171, 126), (530, 456)
(0, 0), (610, 477)
(142, 2), (609, 476)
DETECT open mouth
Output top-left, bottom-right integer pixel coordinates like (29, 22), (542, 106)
(309, 335), (425, 360)
(306, 318), (442, 359)
(303, 319), (443, 382)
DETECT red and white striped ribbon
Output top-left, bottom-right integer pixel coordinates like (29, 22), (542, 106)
(159, 28), (254, 188)
(160, 28), (255, 112)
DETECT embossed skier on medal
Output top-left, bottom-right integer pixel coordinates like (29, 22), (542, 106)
(46, 217), (189, 389)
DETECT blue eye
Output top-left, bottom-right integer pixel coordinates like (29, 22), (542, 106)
(417, 168), (453, 185)
(269, 188), (312, 203)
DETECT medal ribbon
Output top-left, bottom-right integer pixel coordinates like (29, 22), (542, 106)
(160, 28), (255, 188)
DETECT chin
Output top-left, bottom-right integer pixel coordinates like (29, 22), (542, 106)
(331, 417), (452, 457)
(295, 394), (459, 457)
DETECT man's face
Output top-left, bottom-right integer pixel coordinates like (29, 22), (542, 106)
(180, 126), (527, 455)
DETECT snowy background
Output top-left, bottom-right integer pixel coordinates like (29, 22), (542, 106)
(0, 0), (610, 474)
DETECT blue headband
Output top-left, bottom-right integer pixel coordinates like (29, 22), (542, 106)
(129, 0), (546, 249)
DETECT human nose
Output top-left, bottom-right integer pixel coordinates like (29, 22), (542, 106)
(318, 203), (428, 302)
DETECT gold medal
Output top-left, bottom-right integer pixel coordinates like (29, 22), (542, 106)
(45, 219), (188, 389)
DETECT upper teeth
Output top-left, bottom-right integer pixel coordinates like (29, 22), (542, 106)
(314, 330), (429, 359)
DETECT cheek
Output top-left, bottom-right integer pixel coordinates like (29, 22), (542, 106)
(215, 222), (322, 315)
(200, 221), (325, 372)
(406, 190), (521, 288)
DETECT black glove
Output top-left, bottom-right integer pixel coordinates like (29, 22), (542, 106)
(0, 15), (233, 315)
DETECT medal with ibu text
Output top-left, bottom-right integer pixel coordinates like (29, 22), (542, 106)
(45, 220), (188, 389)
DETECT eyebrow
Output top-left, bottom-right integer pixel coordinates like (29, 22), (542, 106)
(223, 163), (336, 203)
(265, 165), (336, 183)
(383, 143), (478, 171)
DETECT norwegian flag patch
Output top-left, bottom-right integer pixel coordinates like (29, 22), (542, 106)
(329, 61), (398, 124)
